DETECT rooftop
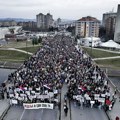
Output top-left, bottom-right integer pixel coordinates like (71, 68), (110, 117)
(78, 16), (100, 22)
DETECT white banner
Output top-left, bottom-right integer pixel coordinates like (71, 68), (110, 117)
(11, 99), (18, 104)
(37, 95), (49, 99)
(98, 98), (105, 103)
(23, 103), (54, 109)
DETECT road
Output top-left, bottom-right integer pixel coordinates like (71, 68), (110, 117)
(0, 68), (15, 84)
(4, 106), (57, 120)
(71, 102), (108, 120)
(21, 109), (57, 120)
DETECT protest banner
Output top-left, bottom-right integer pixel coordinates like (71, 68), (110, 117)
(9, 94), (14, 98)
(94, 94), (100, 100)
(101, 94), (106, 98)
(23, 103), (54, 109)
(48, 92), (54, 98)
(11, 99), (18, 104)
(98, 98), (105, 103)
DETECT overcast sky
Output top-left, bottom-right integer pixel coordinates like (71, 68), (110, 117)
(0, 0), (119, 20)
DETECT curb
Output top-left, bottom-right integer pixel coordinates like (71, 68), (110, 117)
(0, 104), (10, 120)
(0, 65), (20, 69)
(103, 109), (111, 120)
(69, 100), (72, 120)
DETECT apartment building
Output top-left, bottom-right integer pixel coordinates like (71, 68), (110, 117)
(102, 12), (117, 40)
(36, 13), (53, 30)
(114, 4), (120, 43)
(75, 16), (100, 37)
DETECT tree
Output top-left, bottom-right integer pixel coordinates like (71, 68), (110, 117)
(38, 36), (42, 44)
(32, 38), (38, 46)
(32, 39), (35, 46)
(34, 38), (38, 45)
(48, 27), (58, 32)
(99, 26), (106, 41)
(66, 26), (75, 36)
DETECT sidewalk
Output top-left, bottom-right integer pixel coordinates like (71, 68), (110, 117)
(0, 83), (14, 120)
(7, 48), (33, 55)
(106, 80), (120, 120)
(0, 100), (10, 120)
(61, 84), (70, 120)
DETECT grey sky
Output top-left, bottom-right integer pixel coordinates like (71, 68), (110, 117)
(0, 0), (119, 20)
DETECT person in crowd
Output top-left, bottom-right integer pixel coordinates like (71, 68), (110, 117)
(6, 35), (113, 110)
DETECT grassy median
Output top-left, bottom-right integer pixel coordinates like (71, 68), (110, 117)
(0, 50), (31, 62)
(82, 47), (120, 68)
(82, 47), (120, 58)
(18, 46), (41, 53)
(95, 59), (120, 68)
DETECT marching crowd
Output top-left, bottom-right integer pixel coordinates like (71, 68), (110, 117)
(4, 35), (116, 111)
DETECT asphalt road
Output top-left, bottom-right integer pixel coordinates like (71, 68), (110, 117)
(109, 76), (120, 91)
(71, 102), (108, 120)
(3, 106), (24, 120)
(21, 109), (57, 120)
(0, 68), (15, 84)
(4, 106), (57, 120)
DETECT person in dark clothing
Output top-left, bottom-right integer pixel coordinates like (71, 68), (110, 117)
(64, 104), (68, 116)
(116, 116), (119, 120)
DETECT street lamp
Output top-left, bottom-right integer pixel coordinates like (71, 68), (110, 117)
(26, 39), (28, 59)
(91, 36), (93, 57)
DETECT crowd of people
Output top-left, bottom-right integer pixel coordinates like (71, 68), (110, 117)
(4, 35), (116, 111)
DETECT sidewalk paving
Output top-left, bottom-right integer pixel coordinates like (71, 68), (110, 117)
(106, 80), (120, 120)
(0, 100), (10, 120)
(7, 48), (33, 55)
(93, 56), (120, 61)
(0, 83), (14, 120)
(0, 47), (33, 55)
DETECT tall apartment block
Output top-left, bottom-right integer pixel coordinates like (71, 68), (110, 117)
(75, 16), (100, 37)
(114, 4), (120, 43)
(102, 12), (117, 40)
(36, 13), (53, 30)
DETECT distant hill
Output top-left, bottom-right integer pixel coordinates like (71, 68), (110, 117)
(0, 18), (36, 22)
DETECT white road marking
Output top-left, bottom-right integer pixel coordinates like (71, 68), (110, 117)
(19, 109), (25, 120)
(40, 109), (44, 120)
(42, 109), (43, 113)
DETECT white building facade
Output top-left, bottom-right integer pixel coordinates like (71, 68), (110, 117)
(78, 37), (101, 47)
(75, 16), (100, 37)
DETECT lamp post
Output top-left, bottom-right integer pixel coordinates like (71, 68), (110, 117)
(91, 36), (93, 57)
(26, 39), (28, 59)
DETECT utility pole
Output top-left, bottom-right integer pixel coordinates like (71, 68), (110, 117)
(91, 36), (93, 57)
(26, 39), (28, 59)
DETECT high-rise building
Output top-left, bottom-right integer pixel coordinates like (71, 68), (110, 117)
(45, 13), (54, 29)
(102, 12), (116, 27)
(102, 12), (117, 40)
(114, 4), (120, 43)
(57, 18), (61, 25)
(75, 16), (100, 37)
(36, 13), (53, 30)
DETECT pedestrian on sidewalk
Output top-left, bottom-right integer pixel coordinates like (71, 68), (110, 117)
(64, 104), (68, 116)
